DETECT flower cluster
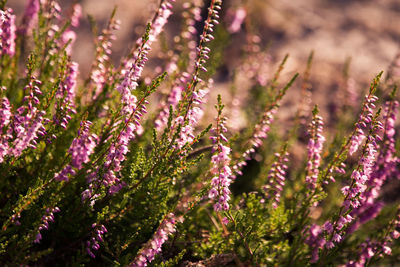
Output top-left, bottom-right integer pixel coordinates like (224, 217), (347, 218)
(174, 81), (210, 149)
(118, 0), (175, 113)
(121, 0), (175, 79)
(232, 107), (277, 178)
(90, 15), (121, 100)
(86, 223), (107, 258)
(70, 3), (82, 28)
(34, 207), (60, 244)
(154, 0), (203, 130)
(102, 121), (137, 190)
(349, 93), (378, 155)
(19, 0), (39, 35)
(54, 121), (98, 181)
(208, 97), (232, 211)
(347, 210), (400, 266)
(99, 91), (148, 194)
(60, 4), (82, 55)
(92, 0), (175, 193)
(0, 8), (16, 56)
(263, 150), (289, 209)
(0, 95), (11, 163)
(342, 137), (380, 210)
(305, 109), (325, 189)
(10, 78), (46, 158)
(348, 100), (399, 233)
(130, 213), (179, 267)
(379, 100), (399, 170)
(208, 143), (232, 211)
(305, 117), (382, 263)
(226, 7), (247, 33)
(324, 122), (381, 250)
(305, 224), (326, 263)
(154, 75), (187, 130)
(192, 0), (222, 79)
(54, 61), (79, 129)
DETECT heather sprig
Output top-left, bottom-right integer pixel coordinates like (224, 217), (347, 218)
(86, 223), (107, 258)
(263, 145), (289, 209)
(129, 213), (180, 267)
(54, 120), (98, 181)
(208, 95), (232, 212)
(19, 0), (39, 36)
(88, 8), (120, 101)
(348, 207), (400, 266)
(316, 112), (383, 263)
(53, 61), (78, 129)
(305, 106), (325, 190)
(154, 0), (204, 131)
(119, 0), (175, 80)
(348, 97), (399, 233)
(175, 0), (223, 118)
(9, 76), (46, 159)
(322, 72), (383, 186)
(33, 206), (60, 244)
(0, 8), (16, 57)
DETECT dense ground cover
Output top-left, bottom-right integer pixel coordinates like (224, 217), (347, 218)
(1, 0), (400, 266)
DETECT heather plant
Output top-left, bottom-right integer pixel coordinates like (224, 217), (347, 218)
(0, 0), (400, 266)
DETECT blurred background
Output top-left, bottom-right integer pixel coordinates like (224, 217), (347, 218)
(7, 0), (400, 81)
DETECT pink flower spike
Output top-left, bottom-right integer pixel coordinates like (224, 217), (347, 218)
(0, 8), (16, 56)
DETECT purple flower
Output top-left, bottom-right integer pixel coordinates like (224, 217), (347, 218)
(263, 150), (289, 209)
(54, 121), (98, 181)
(70, 4), (82, 28)
(18, 0), (39, 35)
(346, 241), (375, 266)
(305, 224), (325, 263)
(0, 96), (11, 130)
(323, 120), (381, 252)
(0, 8), (16, 56)
(0, 96), (11, 162)
(86, 223), (107, 258)
(11, 78), (46, 157)
(226, 7), (246, 33)
(87, 0), (175, 194)
(54, 61), (79, 129)
(349, 94), (378, 155)
(231, 108), (277, 179)
(174, 83), (210, 149)
(33, 207), (60, 244)
(391, 230), (400, 239)
(208, 99), (232, 212)
(305, 111), (325, 190)
(90, 16), (120, 100)
(347, 101), (399, 232)
(120, 0), (175, 80)
(61, 30), (76, 55)
(129, 213), (180, 266)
